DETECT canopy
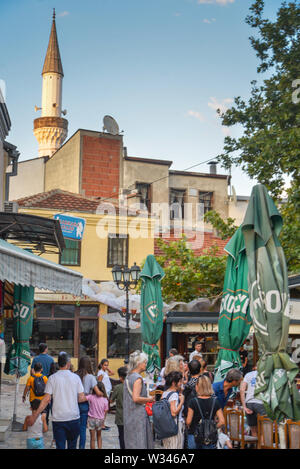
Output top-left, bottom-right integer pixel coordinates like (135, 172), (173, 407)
(214, 226), (252, 382)
(140, 255), (165, 373)
(242, 184), (300, 422)
(0, 239), (82, 296)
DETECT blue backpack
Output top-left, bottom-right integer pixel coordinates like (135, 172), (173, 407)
(152, 391), (179, 440)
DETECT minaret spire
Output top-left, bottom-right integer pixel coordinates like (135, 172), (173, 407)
(33, 10), (68, 157)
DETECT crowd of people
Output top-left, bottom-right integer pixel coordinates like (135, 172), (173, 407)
(21, 340), (264, 450)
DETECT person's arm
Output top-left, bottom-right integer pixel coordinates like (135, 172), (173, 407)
(107, 368), (114, 377)
(186, 407), (194, 427)
(93, 385), (104, 397)
(41, 413), (48, 433)
(97, 373), (104, 382)
(132, 378), (154, 405)
(110, 388), (116, 404)
(169, 395), (184, 417)
(78, 392), (87, 403)
(240, 380), (252, 414)
(215, 408), (225, 429)
(22, 384), (30, 403)
(26, 394), (52, 426)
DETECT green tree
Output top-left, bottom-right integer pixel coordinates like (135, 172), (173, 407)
(216, 0), (300, 272)
(155, 237), (227, 303)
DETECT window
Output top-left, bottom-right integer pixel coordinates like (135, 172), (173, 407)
(198, 191), (213, 215)
(136, 183), (151, 211)
(107, 234), (128, 267)
(60, 238), (81, 266)
(107, 321), (142, 358)
(169, 189), (185, 220)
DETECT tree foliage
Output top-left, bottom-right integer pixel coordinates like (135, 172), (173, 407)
(155, 237), (227, 303)
(216, 0), (300, 272)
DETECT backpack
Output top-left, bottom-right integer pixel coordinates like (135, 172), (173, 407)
(183, 378), (197, 418)
(33, 375), (46, 397)
(152, 391), (179, 440)
(193, 397), (218, 447)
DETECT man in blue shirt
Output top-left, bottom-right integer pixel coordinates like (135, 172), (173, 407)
(31, 343), (54, 378)
(213, 368), (243, 409)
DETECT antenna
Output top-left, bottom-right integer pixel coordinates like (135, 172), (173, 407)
(103, 115), (119, 135)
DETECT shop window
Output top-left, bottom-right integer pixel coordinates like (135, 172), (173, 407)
(198, 191), (213, 216)
(36, 303), (52, 318)
(107, 234), (128, 267)
(54, 304), (75, 319)
(60, 238), (81, 266)
(79, 305), (99, 317)
(30, 319), (74, 357)
(107, 320), (142, 358)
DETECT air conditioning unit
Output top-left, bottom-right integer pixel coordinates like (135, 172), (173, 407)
(4, 201), (19, 213)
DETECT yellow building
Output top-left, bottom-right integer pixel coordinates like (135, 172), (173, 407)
(5, 189), (154, 377)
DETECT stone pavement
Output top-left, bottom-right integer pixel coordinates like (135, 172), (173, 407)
(0, 378), (122, 450)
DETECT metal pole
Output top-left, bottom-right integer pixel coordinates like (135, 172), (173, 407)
(125, 285), (130, 364)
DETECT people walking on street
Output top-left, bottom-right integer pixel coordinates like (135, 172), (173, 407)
(85, 382), (109, 449)
(161, 371), (185, 449)
(186, 375), (225, 449)
(23, 362), (48, 404)
(26, 351), (86, 449)
(76, 356), (102, 449)
(212, 368), (243, 409)
(31, 343), (54, 378)
(110, 366), (127, 449)
(123, 350), (155, 449)
(97, 358), (114, 430)
(240, 366), (266, 437)
(23, 399), (48, 449)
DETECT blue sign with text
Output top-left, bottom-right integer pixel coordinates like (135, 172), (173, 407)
(54, 214), (86, 240)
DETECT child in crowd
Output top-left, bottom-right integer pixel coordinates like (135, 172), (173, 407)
(23, 362), (48, 404)
(86, 382), (109, 449)
(97, 358), (114, 430)
(23, 399), (48, 449)
(110, 366), (127, 449)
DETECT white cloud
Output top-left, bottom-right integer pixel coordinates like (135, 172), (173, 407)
(187, 110), (205, 122)
(208, 97), (233, 114)
(198, 0), (235, 5)
(58, 11), (70, 17)
(203, 18), (216, 23)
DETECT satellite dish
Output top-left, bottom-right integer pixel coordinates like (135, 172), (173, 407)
(103, 115), (119, 135)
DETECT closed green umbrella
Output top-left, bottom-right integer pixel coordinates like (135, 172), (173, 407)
(214, 226), (252, 382)
(4, 284), (34, 431)
(242, 184), (300, 422)
(4, 285), (34, 377)
(140, 255), (165, 374)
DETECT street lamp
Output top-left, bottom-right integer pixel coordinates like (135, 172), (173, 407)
(112, 262), (141, 364)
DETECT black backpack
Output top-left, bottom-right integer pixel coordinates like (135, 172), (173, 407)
(193, 397), (218, 447)
(33, 375), (46, 397)
(183, 379), (197, 418)
(152, 391), (179, 440)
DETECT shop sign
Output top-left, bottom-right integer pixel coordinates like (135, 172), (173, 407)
(54, 214), (86, 240)
(172, 322), (218, 333)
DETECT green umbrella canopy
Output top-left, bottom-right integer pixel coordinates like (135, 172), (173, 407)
(140, 255), (165, 373)
(242, 184), (300, 422)
(4, 285), (34, 377)
(214, 226), (252, 382)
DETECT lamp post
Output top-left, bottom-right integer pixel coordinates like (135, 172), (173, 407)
(112, 262), (141, 364)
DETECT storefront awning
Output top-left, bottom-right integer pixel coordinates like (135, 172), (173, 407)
(0, 239), (82, 295)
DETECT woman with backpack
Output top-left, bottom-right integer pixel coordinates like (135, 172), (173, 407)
(161, 371), (185, 449)
(186, 375), (225, 449)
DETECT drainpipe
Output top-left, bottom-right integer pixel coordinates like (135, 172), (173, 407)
(4, 141), (19, 201)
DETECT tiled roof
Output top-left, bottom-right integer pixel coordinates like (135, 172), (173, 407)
(17, 189), (109, 213)
(16, 189), (139, 216)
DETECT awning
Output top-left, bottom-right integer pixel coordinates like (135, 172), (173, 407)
(0, 239), (82, 295)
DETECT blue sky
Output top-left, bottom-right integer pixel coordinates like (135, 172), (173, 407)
(1, 0), (283, 195)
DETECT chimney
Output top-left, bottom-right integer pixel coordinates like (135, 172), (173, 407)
(208, 161), (217, 175)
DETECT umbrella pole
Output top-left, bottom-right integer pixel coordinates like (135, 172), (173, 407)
(12, 359), (23, 432)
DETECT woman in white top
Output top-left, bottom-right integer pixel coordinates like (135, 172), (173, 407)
(97, 358), (114, 430)
(161, 370), (185, 449)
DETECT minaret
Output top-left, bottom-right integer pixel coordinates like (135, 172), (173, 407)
(34, 9), (68, 157)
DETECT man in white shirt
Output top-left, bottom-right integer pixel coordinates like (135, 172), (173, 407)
(27, 351), (85, 449)
(240, 366), (266, 437)
(189, 341), (203, 362)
